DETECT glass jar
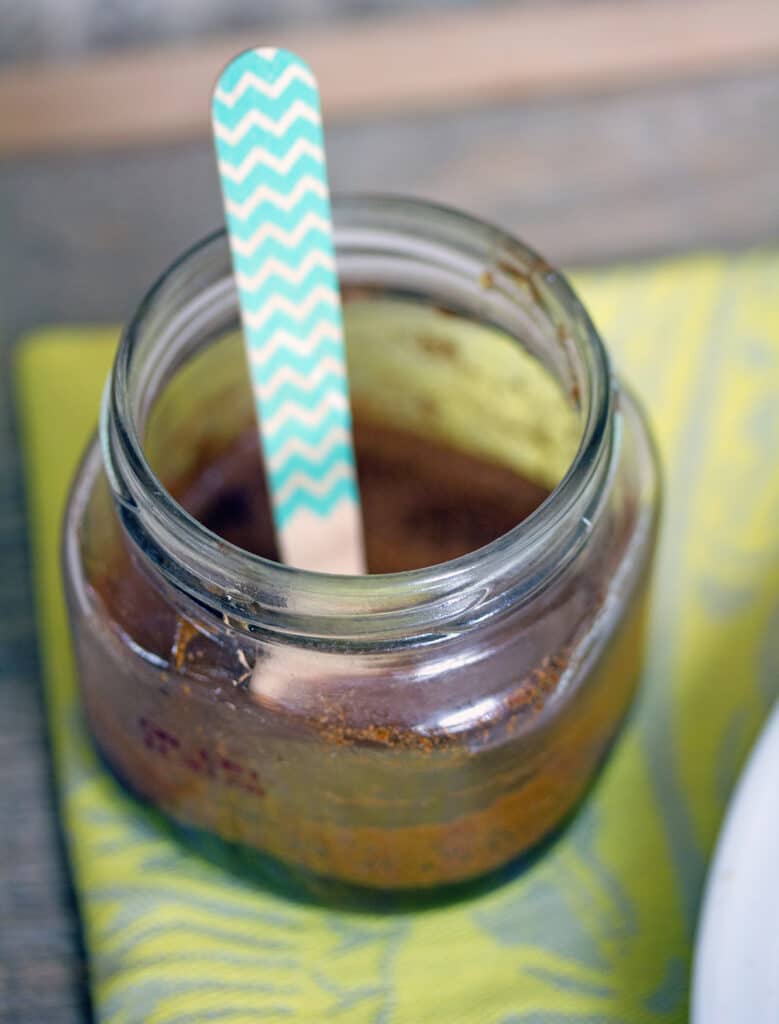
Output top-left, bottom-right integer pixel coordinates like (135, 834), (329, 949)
(63, 196), (660, 891)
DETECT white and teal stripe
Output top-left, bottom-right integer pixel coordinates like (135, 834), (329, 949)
(212, 47), (364, 573)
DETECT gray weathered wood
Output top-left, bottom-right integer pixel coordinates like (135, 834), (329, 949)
(0, 69), (777, 341)
(4, 0), (779, 157)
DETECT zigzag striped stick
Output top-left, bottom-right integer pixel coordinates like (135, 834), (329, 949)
(212, 48), (365, 574)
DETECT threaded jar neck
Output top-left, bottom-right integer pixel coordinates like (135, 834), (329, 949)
(102, 195), (615, 648)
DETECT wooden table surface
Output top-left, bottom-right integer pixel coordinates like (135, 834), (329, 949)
(1, 11), (778, 1018)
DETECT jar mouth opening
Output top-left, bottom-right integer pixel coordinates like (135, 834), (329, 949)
(105, 195), (613, 642)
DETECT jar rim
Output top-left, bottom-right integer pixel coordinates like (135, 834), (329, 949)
(104, 194), (614, 645)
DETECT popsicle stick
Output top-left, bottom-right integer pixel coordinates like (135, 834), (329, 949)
(212, 47), (364, 574)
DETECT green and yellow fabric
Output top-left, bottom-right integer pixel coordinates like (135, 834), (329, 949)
(16, 251), (779, 1023)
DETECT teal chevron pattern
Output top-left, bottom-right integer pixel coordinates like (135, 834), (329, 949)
(212, 48), (362, 565)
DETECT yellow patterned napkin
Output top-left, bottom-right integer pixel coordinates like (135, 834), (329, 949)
(15, 252), (779, 1024)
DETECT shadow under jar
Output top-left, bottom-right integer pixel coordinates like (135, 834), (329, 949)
(63, 197), (660, 891)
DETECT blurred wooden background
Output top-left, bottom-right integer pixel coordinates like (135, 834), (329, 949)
(0, 0), (778, 1020)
